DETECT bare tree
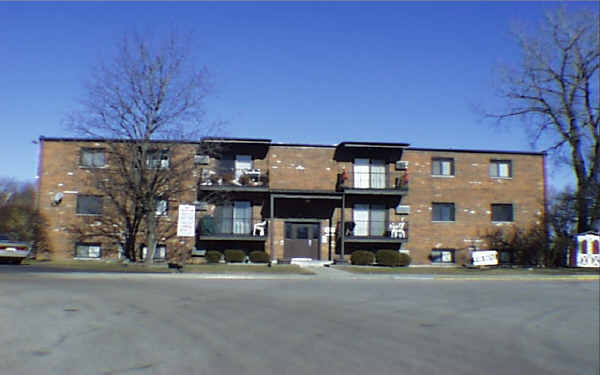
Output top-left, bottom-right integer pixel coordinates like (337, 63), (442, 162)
(0, 178), (50, 257)
(489, 7), (599, 233)
(65, 32), (220, 263)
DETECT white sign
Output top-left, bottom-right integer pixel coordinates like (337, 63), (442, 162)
(575, 232), (600, 267)
(177, 204), (196, 237)
(577, 254), (600, 268)
(472, 250), (498, 266)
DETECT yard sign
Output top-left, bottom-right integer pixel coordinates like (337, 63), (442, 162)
(177, 204), (196, 237)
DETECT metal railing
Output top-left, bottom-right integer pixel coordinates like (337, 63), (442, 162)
(338, 220), (408, 239)
(199, 216), (267, 236)
(337, 171), (408, 190)
(199, 167), (269, 187)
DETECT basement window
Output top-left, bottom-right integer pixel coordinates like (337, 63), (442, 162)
(75, 243), (101, 258)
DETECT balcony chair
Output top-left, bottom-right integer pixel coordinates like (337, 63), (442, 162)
(389, 221), (406, 239)
(253, 220), (267, 236)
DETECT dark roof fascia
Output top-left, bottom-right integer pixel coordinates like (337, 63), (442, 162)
(202, 137), (272, 145)
(39, 136), (204, 145)
(407, 147), (546, 156)
(271, 143), (337, 148)
(269, 189), (342, 196)
(338, 141), (410, 149)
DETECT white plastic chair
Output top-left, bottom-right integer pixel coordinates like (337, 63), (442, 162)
(253, 220), (267, 236)
(389, 221), (406, 238)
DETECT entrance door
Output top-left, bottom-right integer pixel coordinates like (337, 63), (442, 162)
(284, 222), (321, 259)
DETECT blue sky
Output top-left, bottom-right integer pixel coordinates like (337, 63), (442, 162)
(0, 2), (595, 192)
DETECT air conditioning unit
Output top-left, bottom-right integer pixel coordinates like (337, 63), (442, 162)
(396, 205), (410, 214)
(195, 154), (209, 165)
(194, 201), (209, 211)
(192, 249), (207, 256)
(395, 160), (409, 170)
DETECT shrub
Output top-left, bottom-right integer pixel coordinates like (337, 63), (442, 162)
(376, 249), (402, 267)
(397, 253), (412, 266)
(351, 251), (375, 265)
(224, 249), (246, 263)
(249, 251), (270, 263)
(205, 251), (222, 264)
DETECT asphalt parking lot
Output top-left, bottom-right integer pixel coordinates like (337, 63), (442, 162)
(1, 271), (598, 375)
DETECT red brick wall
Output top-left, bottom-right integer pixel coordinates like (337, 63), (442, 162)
(268, 146), (339, 191)
(401, 150), (545, 264)
(38, 140), (199, 260)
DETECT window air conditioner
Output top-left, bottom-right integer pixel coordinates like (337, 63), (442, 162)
(395, 160), (409, 170)
(195, 154), (209, 165)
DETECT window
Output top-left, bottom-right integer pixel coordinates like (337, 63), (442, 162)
(235, 155), (253, 180)
(147, 149), (169, 169)
(354, 159), (386, 188)
(76, 195), (103, 215)
(155, 197), (168, 216)
(75, 243), (101, 258)
(431, 249), (455, 264)
(353, 204), (386, 236)
(432, 158), (455, 176)
(80, 148), (105, 168)
(492, 204), (514, 222)
(432, 203), (455, 222)
(214, 201), (252, 234)
(140, 245), (167, 260)
(490, 160), (512, 178)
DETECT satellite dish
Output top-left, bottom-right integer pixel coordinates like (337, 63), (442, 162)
(52, 192), (64, 206)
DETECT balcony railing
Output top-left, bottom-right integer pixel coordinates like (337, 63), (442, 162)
(199, 216), (267, 237)
(336, 171), (408, 191)
(338, 220), (408, 239)
(199, 167), (269, 188)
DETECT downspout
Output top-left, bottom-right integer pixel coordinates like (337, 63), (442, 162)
(270, 194), (274, 262)
(340, 192), (345, 263)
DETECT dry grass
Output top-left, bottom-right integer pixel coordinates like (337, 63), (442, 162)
(337, 265), (600, 275)
(21, 259), (314, 275)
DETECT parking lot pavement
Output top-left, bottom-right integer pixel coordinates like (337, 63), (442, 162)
(1, 273), (598, 375)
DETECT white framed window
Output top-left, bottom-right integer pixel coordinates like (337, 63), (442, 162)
(75, 243), (101, 258)
(432, 158), (455, 176)
(76, 195), (103, 215)
(80, 148), (105, 168)
(431, 249), (454, 264)
(155, 197), (168, 216)
(235, 155), (253, 180)
(353, 204), (386, 236)
(490, 160), (512, 178)
(353, 159), (386, 188)
(147, 149), (170, 169)
(141, 245), (167, 260)
(214, 201), (252, 235)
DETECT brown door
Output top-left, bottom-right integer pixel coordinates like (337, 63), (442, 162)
(284, 222), (321, 259)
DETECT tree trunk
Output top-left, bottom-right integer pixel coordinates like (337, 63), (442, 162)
(144, 211), (157, 264)
(575, 189), (590, 233)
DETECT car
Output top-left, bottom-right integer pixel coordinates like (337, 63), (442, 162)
(0, 234), (31, 264)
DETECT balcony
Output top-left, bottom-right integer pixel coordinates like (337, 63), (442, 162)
(198, 167), (269, 191)
(336, 171), (408, 195)
(338, 220), (408, 243)
(198, 216), (267, 241)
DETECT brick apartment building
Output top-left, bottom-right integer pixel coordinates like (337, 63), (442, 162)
(37, 137), (546, 265)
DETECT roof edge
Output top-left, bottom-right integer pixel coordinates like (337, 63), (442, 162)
(407, 147), (546, 156)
